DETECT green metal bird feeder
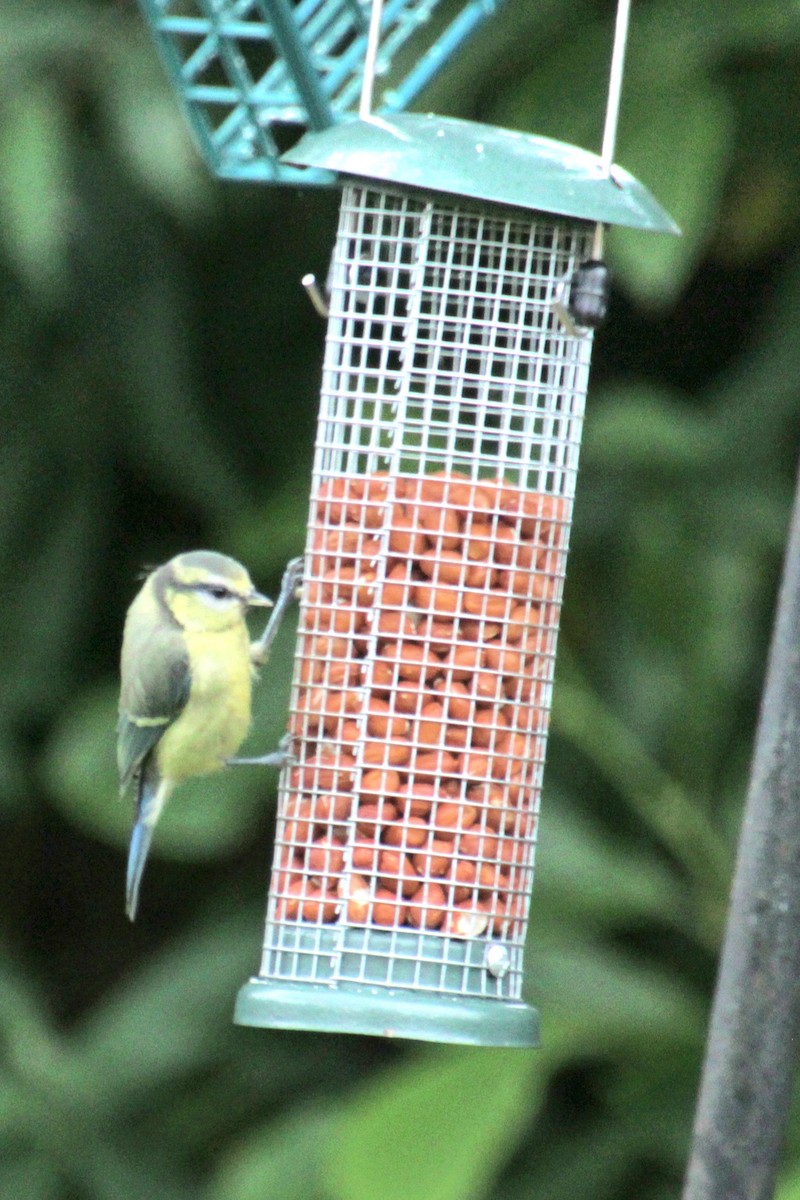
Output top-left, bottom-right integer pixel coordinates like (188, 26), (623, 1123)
(138, 0), (677, 1045)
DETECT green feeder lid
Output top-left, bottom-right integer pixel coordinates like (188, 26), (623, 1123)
(282, 112), (679, 233)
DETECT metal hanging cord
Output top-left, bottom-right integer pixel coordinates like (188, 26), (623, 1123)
(359, 0), (385, 118)
(593, 0), (631, 258)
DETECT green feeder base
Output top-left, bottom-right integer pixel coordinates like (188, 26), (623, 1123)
(234, 978), (539, 1047)
(235, 927), (539, 1046)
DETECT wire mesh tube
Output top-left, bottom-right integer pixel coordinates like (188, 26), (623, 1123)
(236, 183), (596, 1043)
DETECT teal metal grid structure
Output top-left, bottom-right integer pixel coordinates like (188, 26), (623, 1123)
(137, 0), (505, 184)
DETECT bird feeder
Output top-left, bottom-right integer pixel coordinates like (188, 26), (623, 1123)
(135, 0), (677, 1046)
(233, 109), (677, 1044)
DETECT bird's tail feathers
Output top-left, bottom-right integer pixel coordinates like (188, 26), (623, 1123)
(126, 775), (172, 921)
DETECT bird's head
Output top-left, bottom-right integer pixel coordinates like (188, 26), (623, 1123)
(155, 551), (271, 633)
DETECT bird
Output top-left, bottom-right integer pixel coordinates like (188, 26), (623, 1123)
(118, 550), (302, 921)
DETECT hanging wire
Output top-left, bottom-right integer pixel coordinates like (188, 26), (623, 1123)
(359, 0), (386, 118)
(593, 0), (632, 258)
(549, 0), (631, 335)
(600, 0), (631, 173)
(301, 0), (385, 317)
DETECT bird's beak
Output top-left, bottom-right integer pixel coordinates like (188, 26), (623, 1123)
(248, 590), (273, 608)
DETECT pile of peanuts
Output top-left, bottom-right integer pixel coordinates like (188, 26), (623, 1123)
(273, 470), (568, 940)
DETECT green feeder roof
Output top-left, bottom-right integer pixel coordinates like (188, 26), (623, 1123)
(282, 112), (679, 233)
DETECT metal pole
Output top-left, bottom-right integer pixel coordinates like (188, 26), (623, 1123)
(682, 462), (800, 1200)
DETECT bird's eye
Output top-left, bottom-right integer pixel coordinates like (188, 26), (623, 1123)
(207, 585), (231, 600)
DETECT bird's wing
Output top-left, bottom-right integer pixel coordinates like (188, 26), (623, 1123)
(117, 622), (191, 792)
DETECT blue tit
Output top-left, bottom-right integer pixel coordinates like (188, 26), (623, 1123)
(118, 550), (300, 921)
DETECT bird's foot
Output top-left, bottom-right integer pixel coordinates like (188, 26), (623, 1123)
(227, 733), (296, 769)
(282, 555), (304, 594)
(250, 556), (304, 667)
(227, 750), (294, 768)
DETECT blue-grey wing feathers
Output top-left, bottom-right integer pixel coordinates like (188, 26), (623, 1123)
(118, 604), (191, 920)
(117, 622), (191, 793)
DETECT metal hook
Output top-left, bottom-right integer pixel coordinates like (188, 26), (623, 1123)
(302, 273), (329, 319)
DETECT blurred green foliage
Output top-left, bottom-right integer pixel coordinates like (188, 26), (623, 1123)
(1, 0), (800, 1197)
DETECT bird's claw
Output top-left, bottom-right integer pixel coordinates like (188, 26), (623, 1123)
(283, 555), (304, 594)
(250, 556), (304, 666)
(277, 730), (295, 754)
(266, 731), (297, 768)
(227, 733), (296, 770)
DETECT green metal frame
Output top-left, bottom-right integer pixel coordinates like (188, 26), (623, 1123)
(136, 0), (506, 185)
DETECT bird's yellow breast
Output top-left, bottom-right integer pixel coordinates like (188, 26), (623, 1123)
(156, 623), (253, 782)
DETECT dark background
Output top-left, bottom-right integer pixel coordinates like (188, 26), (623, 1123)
(2, 1), (800, 1198)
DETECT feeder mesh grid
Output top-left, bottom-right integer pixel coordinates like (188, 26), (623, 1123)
(260, 183), (594, 1000)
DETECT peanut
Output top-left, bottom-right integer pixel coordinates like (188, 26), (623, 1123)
(274, 469), (566, 940)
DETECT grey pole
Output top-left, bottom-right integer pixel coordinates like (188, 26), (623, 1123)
(682, 463), (800, 1200)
